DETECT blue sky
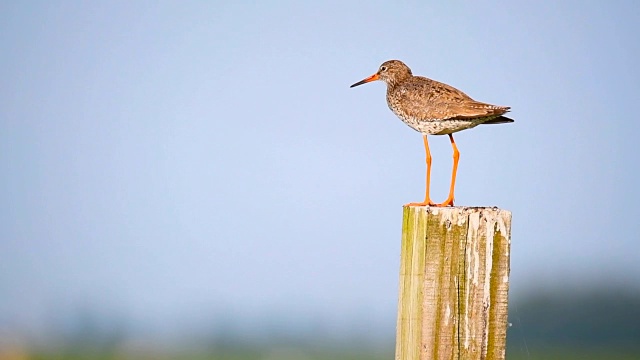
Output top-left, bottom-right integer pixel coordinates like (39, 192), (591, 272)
(1, 1), (639, 339)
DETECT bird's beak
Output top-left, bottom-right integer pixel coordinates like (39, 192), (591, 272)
(350, 73), (380, 88)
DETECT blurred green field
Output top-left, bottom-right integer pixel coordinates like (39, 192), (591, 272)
(5, 289), (638, 360)
(506, 348), (640, 360)
(15, 347), (639, 360)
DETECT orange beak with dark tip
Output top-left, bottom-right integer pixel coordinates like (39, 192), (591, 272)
(350, 73), (380, 88)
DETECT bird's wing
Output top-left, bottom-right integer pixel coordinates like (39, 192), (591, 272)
(445, 101), (511, 120)
(394, 79), (472, 120)
(394, 78), (510, 121)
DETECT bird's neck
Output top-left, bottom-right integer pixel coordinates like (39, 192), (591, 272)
(385, 74), (411, 91)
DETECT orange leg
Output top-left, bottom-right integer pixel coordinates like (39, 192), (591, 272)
(435, 134), (458, 207)
(405, 135), (437, 207)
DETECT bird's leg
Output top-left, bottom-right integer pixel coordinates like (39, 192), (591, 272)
(436, 134), (458, 207)
(405, 135), (436, 207)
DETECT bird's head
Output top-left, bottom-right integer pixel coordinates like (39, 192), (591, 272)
(350, 60), (412, 88)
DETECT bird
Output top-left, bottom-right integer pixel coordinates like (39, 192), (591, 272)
(350, 60), (514, 207)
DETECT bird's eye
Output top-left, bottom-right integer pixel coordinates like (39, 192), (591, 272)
(380, 66), (387, 71)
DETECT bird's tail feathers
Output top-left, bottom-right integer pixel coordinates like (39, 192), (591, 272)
(482, 115), (514, 124)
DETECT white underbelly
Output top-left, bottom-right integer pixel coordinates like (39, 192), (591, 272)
(401, 118), (485, 135)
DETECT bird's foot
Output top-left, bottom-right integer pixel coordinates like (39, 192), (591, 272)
(434, 197), (454, 207)
(404, 200), (437, 207)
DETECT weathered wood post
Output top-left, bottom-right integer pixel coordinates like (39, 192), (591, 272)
(395, 206), (512, 360)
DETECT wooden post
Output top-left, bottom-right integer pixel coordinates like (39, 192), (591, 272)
(395, 206), (512, 360)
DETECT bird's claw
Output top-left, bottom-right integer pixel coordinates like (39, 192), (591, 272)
(404, 198), (454, 207)
(404, 201), (437, 207)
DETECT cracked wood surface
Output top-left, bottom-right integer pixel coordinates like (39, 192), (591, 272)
(395, 207), (511, 360)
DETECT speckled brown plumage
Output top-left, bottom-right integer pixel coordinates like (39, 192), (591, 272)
(351, 60), (513, 135)
(350, 59), (514, 207)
